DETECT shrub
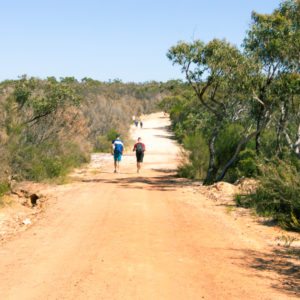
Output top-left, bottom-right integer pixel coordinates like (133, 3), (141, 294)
(0, 182), (9, 207)
(236, 159), (300, 231)
(260, 129), (277, 158)
(178, 133), (209, 180)
(225, 149), (259, 182)
(237, 149), (258, 177)
(215, 124), (245, 169)
(95, 136), (112, 152)
(0, 182), (9, 196)
(106, 129), (119, 142)
(177, 163), (195, 179)
(95, 129), (120, 152)
(11, 142), (89, 181)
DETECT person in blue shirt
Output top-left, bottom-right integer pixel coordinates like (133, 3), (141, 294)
(112, 136), (124, 173)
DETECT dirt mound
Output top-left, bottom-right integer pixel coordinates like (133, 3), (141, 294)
(198, 179), (258, 204)
(210, 181), (239, 194)
(200, 181), (239, 203)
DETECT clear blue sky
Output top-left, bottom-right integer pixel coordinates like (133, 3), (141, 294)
(0, 0), (282, 82)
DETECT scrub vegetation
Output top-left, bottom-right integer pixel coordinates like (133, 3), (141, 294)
(0, 77), (166, 184)
(161, 0), (300, 230)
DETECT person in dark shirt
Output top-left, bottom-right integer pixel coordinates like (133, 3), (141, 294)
(132, 137), (146, 173)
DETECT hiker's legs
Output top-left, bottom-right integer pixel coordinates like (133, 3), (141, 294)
(136, 153), (144, 173)
(113, 152), (122, 173)
(114, 160), (121, 173)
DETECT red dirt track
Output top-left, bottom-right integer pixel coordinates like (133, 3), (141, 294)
(0, 113), (298, 299)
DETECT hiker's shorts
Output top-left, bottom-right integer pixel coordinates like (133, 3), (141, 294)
(114, 152), (122, 162)
(136, 152), (144, 163)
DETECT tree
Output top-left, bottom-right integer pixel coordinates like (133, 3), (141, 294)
(13, 77), (81, 126)
(243, 0), (300, 155)
(167, 39), (255, 184)
(167, 0), (300, 184)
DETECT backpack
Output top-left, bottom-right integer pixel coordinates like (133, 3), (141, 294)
(114, 141), (123, 153)
(136, 143), (143, 153)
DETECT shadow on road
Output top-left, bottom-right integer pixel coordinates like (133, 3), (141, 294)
(235, 248), (300, 297)
(154, 134), (177, 140)
(141, 125), (172, 132)
(81, 174), (193, 192)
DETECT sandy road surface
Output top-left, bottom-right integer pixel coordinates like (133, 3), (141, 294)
(0, 112), (298, 299)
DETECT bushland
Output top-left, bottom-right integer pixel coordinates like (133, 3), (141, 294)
(163, 0), (300, 229)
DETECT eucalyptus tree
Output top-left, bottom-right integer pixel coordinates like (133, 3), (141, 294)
(167, 39), (255, 184)
(12, 76), (81, 127)
(167, 0), (300, 183)
(243, 0), (300, 155)
(4, 76), (85, 179)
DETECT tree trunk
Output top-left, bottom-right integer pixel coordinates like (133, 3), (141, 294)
(255, 107), (264, 155)
(284, 124), (300, 159)
(255, 130), (261, 155)
(203, 132), (218, 185)
(275, 101), (288, 155)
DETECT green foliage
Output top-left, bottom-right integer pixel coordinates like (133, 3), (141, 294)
(260, 129), (278, 158)
(236, 149), (258, 177)
(178, 133), (209, 180)
(236, 159), (300, 231)
(0, 182), (9, 197)
(0, 76), (92, 182)
(95, 136), (112, 153)
(95, 129), (119, 153)
(225, 149), (259, 182)
(177, 164), (196, 179)
(166, 0), (300, 185)
(215, 124), (245, 168)
(1, 76), (166, 183)
(244, 0), (300, 72)
(95, 129), (121, 152)
(106, 129), (119, 142)
(13, 77), (81, 124)
(11, 142), (89, 181)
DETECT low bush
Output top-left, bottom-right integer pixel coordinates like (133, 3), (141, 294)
(95, 129), (120, 152)
(0, 182), (9, 207)
(177, 163), (195, 179)
(236, 159), (300, 231)
(225, 149), (259, 182)
(0, 182), (9, 197)
(178, 133), (209, 180)
(11, 142), (89, 181)
(215, 124), (245, 168)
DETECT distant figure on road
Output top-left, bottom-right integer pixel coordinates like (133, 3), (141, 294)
(140, 121), (143, 128)
(112, 136), (124, 173)
(133, 137), (146, 173)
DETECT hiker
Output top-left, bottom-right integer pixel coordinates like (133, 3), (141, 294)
(112, 136), (124, 173)
(133, 137), (146, 173)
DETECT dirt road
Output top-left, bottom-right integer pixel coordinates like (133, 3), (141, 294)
(0, 113), (298, 299)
